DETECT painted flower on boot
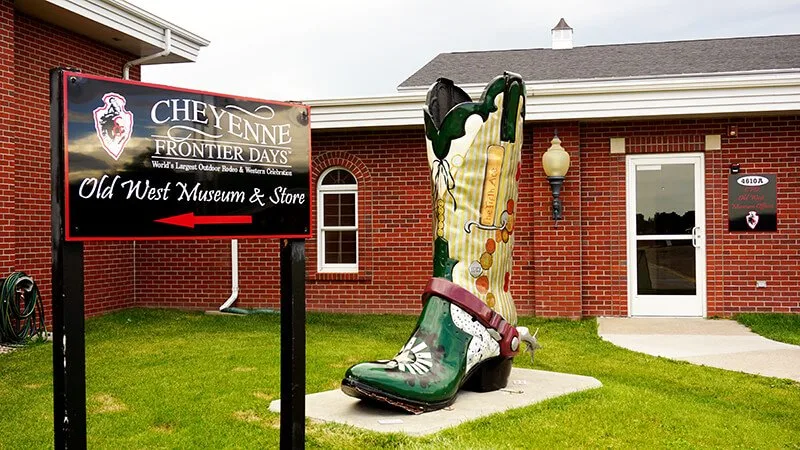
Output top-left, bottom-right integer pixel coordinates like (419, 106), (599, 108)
(384, 337), (433, 375)
(373, 329), (448, 389)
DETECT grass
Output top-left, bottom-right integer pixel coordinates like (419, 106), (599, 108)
(735, 313), (800, 345)
(0, 309), (798, 449)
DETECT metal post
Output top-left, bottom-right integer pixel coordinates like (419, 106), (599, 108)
(279, 238), (306, 449)
(51, 68), (87, 449)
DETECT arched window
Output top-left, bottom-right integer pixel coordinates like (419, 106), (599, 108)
(317, 167), (358, 272)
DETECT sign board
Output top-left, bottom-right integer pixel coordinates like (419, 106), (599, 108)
(63, 72), (311, 240)
(728, 174), (777, 231)
(52, 69), (308, 449)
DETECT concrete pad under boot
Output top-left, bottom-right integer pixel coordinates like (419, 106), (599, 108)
(269, 368), (601, 436)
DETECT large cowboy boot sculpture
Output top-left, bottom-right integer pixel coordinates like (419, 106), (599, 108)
(341, 73), (538, 414)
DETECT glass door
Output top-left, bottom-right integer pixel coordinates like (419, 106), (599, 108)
(626, 154), (706, 317)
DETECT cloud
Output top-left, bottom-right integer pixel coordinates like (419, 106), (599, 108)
(132, 0), (800, 99)
(67, 132), (155, 179)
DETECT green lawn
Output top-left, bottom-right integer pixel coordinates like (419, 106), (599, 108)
(736, 313), (800, 346)
(1, 309), (799, 449)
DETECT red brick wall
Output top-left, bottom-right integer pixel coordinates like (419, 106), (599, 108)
(529, 124), (582, 318)
(711, 118), (798, 314)
(133, 125), (578, 317)
(132, 116), (799, 318)
(304, 130), (443, 314)
(0, 0), (15, 275)
(12, 10), (140, 318)
(135, 240), (233, 310)
(134, 129), (433, 314)
(579, 125), (627, 316)
(581, 116), (800, 316)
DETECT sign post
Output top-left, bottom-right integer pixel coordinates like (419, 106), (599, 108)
(51, 70), (311, 448)
(280, 239), (306, 448)
(51, 67), (88, 450)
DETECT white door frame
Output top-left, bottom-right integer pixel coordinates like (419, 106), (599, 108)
(626, 153), (707, 317)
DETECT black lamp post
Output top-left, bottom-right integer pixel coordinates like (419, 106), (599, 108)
(542, 132), (570, 222)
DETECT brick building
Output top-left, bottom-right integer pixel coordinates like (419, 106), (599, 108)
(7, 7), (799, 319)
(1, 0), (207, 319)
(297, 24), (800, 318)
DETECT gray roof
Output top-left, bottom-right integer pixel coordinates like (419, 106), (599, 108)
(398, 34), (800, 89)
(552, 18), (572, 31)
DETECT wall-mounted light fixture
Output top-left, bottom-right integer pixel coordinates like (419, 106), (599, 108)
(542, 131), (570, 222)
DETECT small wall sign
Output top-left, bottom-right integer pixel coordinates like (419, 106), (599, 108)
(63, 72), (311, 240)
(728, 174), (777, 231)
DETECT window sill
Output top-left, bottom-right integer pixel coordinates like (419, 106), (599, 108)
(309, 272), (372, 282)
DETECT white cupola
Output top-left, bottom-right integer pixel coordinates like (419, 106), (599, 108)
(551, 18), (573, 50)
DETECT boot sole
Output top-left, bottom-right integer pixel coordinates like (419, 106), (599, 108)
(341, 357), (513, 415)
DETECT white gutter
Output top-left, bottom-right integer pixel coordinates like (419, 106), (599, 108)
(104, 0), (209, 47)
(219, 239), (239, 311)
(529, 71), (800, 96)
(123, 28), (171, 79)
(23, 1), (209, 63)
(307, 71), (800, 129)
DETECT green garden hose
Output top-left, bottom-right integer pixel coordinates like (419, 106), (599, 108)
(0, 272), (46, 344)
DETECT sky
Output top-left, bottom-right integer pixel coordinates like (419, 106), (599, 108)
(129, 0), (800, 102)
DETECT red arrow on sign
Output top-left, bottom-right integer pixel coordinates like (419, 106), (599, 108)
(154, 212), (253, 229)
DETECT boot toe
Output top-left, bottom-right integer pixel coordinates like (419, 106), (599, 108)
(343, 361), (415, 397)
(342, 359), (455, 405)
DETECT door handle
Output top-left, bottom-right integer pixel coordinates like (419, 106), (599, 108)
(691, 226), (702, 248)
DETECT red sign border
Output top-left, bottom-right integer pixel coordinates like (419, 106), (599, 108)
(62, 71), (313, 241)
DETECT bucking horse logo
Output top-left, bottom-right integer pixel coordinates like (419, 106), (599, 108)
(93, 92), (133, 160)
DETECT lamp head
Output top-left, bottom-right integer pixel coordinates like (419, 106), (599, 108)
(542, 135), (570, 177)
(543, 132), (570, 223)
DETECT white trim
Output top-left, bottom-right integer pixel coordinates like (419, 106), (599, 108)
(396, 68), (800, 92)
(22, 0), (209, 63)
(308, 94), (426, 130)
(626, 153), (707, 317)
(317, 167), (359, 273)
(307, 71), (800, 129)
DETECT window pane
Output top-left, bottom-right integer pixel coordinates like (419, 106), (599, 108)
(321, 169), (356, 186)
(323, 193), (342, 226)
(322, 193), (355, 227)
(325, 230), (357, 264)
(339, 194), (356, 227)
(637, 240), (696, 295)
(635, 164), (695, 235)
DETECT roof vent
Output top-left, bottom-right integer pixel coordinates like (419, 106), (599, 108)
(551, 18), (573, 50)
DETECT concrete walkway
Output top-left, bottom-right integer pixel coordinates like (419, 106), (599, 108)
(598, 317), (800, 382)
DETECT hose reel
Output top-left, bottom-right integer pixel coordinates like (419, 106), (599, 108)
(0, 272), (47, 344)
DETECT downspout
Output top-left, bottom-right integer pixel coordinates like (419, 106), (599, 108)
(123, 28), (172, 79)
(125, 28), (172, 307)
(219, 240), (239, 311)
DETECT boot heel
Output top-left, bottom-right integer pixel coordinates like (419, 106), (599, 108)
(462, 357), (513, 392)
